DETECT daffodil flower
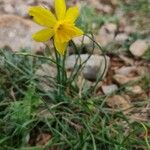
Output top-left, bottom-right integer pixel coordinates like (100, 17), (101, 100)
(29, 0), (83, 55)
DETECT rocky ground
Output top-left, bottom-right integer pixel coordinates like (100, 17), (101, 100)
(0, 0), (150, 149)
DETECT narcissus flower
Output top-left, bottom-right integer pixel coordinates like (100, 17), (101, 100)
(29, 0), (83, 55)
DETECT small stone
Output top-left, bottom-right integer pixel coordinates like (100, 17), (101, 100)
(129, 40), (149, 57)
(113, 74), (140, 85)
(36, 133), (51, 146)
(4, 4), (15, 14)
(36, 64), (56, 91)
(115, 66), (136, 76)
(96, 35), (113, 47)
(92, 23), (97, 30)
(102, 84), (118, 95)
(119, 55), (134, 65)
(129, 113), (148, 122)
(27, 0), (35, 5)
(73, 35), (91, 46)
(115, 33), (129, 43)
(103, 23), (117, 33)
(36, 64), (56, 78)
(83, 55), (110, 81)
(65, 54), (110, 81)
(118, 19), (135, 34)
(15, 4), (28, 17)
(107, 95), (131, 110)
(101, 4), (113, 14)
(136, 66), (150, 75)
(124, 26), (135, 34)
(127, 85), (143, 95)
(37, 0), (54, 6)
(97, 23), (117, 46)
(100, 0), (118, 6)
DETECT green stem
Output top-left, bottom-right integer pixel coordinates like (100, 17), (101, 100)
(54, 49), (61, 99)
(61, 50), (67, 87)
(54, 49), (67, 101)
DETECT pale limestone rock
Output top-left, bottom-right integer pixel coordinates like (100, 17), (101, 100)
(113, 74), (140, 85)
(36, 64), (56, 91)
(107, 95), (131, 109)
(0, 15), (45, 52)
(97, 23), (117, 46)
(119, 55), (134, 65)
(73, 35), (91, 46)
(102, 84), (118, 95)
(115, 33), (129, 43)
(65, 54), (110, 81)
(115, 66), (136, 76)
(130, 40), (149, 57)
(127, 85), (143, 95)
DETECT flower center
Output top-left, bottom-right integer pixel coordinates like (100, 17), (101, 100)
(55, 21), (65, 33)
(58, 24), (63, 30)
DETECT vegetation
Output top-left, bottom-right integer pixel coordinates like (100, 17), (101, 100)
(0, 0), (150, 149)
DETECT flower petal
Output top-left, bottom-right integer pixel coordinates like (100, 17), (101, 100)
(65, 6), (79, 23)
(29, 6), (56, 27)
(54, 34), (68, 55)
(70, 26), (84, 37)
(32, 28), (54, 42)
(56, 24), (84, 43)
(55, 0), (66, 20)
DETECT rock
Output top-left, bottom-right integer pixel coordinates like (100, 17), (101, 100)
(1, 0), (31, 17)
(3, 4), (15, 14)
(37, 0), (54, 7)
(118, 19), (135, 34)
(15, 4), (28, 17)
(0, 15), (45, 52)
(115, 7), (124, 18)
(113, 74), (140, 85)
(36, 133), (51, 146)
(27, 0), (35, 5)
(92, 23), (97, 30)
(115, 33), (129, 43)
(35, 63), (56, 91)
(65, 54), (110, 81)
(107, 95), (131, 110)
(119, 55), (134, 65)
(103, 23), (117, 33)
(115, 66), (136, 76)
(83, 55), (110, 81)
(118, 18), (136, 35)
(72, 35), (102, 55)
(100, 4), (113, 14)
(100, 0), (118, 6)
(36, 64), (56, 78)
(102, 84), (118, 95)
(65, 54), (86, 69)
(73, 35), (91, 46)
(89, 0), (116, 14)
(129, 113), (148, 122)
(98, 23), (117, 46)
(129, 40), (149, 57)
(89, 0), (115, 13)
(127, 85), (143, 95)
(136, 66), (150, 75)
(124, 26), (135, 35)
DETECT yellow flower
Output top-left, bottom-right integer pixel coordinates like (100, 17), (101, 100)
(29, 0), (83, 55)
